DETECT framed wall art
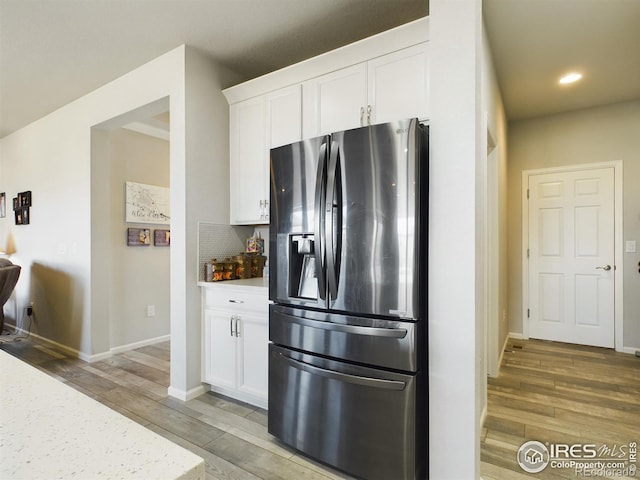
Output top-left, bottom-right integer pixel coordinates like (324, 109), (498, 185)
(15, 207), (29, 225)
(0, 192), (5, 218)
(154, 229), (170, 246)
(127, 227), (151, 246)
(125, 181), (170, 225)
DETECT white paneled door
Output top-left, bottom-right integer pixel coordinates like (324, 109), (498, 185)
(528, 167), (615, 348)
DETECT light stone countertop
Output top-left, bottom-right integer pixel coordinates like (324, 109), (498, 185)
(0, 348), (205, 480)
(198, 276), (269, 290)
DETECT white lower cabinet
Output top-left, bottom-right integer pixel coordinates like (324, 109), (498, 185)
(201, 284), (268, 409)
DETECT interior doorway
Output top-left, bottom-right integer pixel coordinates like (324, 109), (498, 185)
(90, 97), (171, 358)
(522, 162), (623, 350)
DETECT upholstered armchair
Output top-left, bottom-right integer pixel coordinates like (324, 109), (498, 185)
(0, 259), (21, 334)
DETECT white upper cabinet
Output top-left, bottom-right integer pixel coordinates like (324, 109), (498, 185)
(224, 17), (429, 225)
(302, 63), (367, 138)
(230, 85), (301, 225)
(267, 84), (302, 148)
(230, 96), (267, 225)
(367, 43), (429, 126)
(303, 43), (429, 137)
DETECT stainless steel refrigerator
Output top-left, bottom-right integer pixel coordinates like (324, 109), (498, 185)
(268, 118), (428, 480)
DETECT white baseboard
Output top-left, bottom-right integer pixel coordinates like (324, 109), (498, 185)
(6, 326), (87, 360)
(495, 334), (511, 370)
(168, 384), (207, 402)
(4, 325), (170, 363)
(621, 346), (640, 356)
(480, 403), (488, 428)
(110, 334), (171, 355)
(509, 332), (524, 340)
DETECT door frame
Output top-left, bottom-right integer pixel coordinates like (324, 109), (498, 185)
(521, 161), (624, 351)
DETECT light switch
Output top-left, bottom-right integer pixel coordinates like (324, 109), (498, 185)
(625, 240), (637, 253)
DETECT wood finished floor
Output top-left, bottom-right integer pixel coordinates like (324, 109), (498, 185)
(0, 335), (353, 480)
(2, 334), (639, 479)
(481, 338), (640, 480)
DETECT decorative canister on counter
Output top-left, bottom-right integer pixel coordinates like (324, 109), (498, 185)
(246, 233), (264, 254)
(209, 259), (226, 282)
(204, 262), (215, 282)
(251, 255), (267, 278)
(233, 253), (252, 279)
(223, 258), (237, 281)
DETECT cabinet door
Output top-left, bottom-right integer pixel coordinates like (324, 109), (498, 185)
(236, 312), (269, 400)
(204, 309), (237, 389)
(267, 85), (302, 148)
(302, 63), (367, 138)
(230, 96), (267, 225)
(367, 43), (429, 125)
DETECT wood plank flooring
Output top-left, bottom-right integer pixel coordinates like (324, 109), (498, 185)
(481, 338), (640, 480)
(2, 334), (638, 479)
(0, 335), (352, 480)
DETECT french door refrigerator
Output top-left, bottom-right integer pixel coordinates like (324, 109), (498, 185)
(268, 118), (428, 480)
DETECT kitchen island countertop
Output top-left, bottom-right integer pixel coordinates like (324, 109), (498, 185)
(0, 348), (204, 480)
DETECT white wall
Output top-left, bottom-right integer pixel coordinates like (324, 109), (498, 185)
(481, 19), (509, 378)
(169, 47), (241, 397)
(0, 45), (240, 400)
(108, 128), (170, 349)
(429, 1), (483, 478)
(507, 100), (640, 351)
(0, 47), (185, 359)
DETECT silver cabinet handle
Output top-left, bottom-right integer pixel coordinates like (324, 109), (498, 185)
(366, 105), (372, 125)
(360, 106), (365, 126)
(235, 317), (241, 338)
(230, 316), (234, 336)
(228, 299), (244, 304)
(596, 265), (612, 271)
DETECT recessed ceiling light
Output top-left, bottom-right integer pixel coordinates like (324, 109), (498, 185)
(559, 72), (583, 85)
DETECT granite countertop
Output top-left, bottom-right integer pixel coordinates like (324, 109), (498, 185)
(0, 349), (204, 480)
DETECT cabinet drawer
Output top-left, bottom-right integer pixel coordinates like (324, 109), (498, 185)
(203, 286), (268, 313)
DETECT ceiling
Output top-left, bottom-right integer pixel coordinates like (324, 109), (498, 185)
(484, 0), (640, 121)
(1, 0), (639, 139)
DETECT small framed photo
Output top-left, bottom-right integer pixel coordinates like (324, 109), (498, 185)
(19, 190), (32, 207)
(0, 192), (6, 218)
(127, 227), (151, 246)
(154, 229), (170, 246)
(13, 197), (18, 211)
(15, 207), (29, 225)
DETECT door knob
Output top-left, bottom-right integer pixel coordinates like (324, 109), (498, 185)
(595, 265), (612, 271)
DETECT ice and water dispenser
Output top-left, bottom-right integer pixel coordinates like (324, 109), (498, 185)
(289, 234), (317, 300)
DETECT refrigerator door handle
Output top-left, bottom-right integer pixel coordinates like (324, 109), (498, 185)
(277, 311), (408, 338)
(314, 139), (329, 300)
(274, 350), (406, 391)
(325, 140), (340, 301)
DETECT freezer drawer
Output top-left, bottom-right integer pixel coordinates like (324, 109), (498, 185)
(268, 345), (426, 480)
(269, 304), (421, 372)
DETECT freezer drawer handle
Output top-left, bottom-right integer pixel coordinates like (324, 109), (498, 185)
(275, 351), (406, 391)
(278, 312), (408, 338)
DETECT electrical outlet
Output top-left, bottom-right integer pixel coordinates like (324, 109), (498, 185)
(146, 305), (155, 317)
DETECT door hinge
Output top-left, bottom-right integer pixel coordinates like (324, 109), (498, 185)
(527, 308), (530, 318)
(527, 188), (530, 199)
(527, 248), (530, 259)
